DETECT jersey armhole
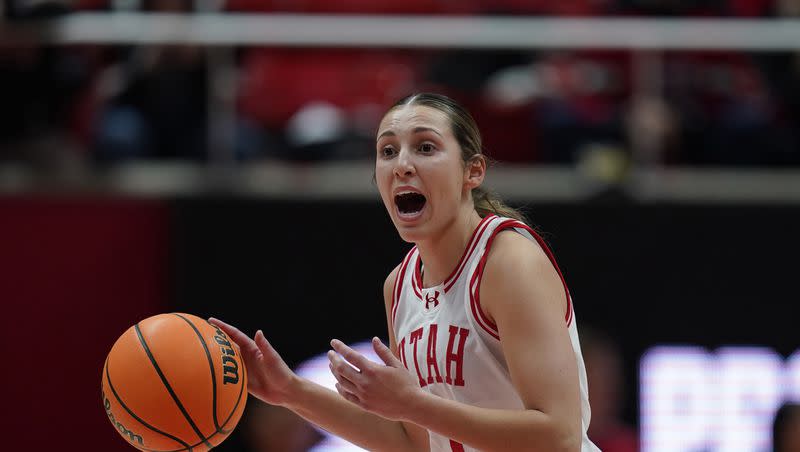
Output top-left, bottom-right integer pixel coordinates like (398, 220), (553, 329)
(470, 220), (574, 339)
(390, 247), (416, 329)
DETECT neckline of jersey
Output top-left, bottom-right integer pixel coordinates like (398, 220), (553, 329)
(413, 214), (496, 295)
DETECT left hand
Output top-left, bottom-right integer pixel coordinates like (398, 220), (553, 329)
(328, 337), (423, 421)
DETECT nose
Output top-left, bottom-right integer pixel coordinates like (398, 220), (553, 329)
(393, 148), (415, 178)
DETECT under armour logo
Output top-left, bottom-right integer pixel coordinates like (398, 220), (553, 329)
(425, 291), (440, 310)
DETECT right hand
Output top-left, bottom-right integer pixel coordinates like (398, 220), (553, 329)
(208, 317), (297, 406)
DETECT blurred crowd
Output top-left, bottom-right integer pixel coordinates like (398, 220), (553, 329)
(2, 0), (800, 169)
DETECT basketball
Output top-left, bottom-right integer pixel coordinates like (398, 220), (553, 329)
(101, 313), (248, 451)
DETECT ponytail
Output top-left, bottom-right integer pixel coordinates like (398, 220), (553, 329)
(472, 187), (529, 224)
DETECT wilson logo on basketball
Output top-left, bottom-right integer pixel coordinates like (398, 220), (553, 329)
(425, 291), (441, 310)
(102, 390), (144, 446)
(212, 326), (240, 385)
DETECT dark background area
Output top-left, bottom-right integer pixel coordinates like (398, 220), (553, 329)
(2, 196), (797, 451)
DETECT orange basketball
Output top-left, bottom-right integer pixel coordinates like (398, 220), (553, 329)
(101, 313), (247, 451)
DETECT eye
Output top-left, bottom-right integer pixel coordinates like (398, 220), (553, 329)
(418, 142), (436, 154)
(380, 145), (396, 158)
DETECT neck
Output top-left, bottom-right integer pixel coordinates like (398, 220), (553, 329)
(416, 208), (483, 288)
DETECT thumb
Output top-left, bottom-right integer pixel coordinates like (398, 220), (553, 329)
(373, 337), (402, 368)
(254, 330), (281, 363)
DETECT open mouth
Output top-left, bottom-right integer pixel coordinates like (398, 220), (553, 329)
(395, 192), (427, 217)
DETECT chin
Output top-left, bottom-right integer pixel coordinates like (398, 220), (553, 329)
(392, 219), (430, 244)
(394, 225), (423, 244)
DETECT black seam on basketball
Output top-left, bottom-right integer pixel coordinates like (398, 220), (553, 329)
(135, 323), (214, 450)
(173, 313), (221, 433)
(219, 355), (247, 434)
(128, 442), (193, 452)
(138, 426), (233, 452)
(125, 444), (190, 452)
(125, 404), (238, 452)
(104, 353), (193, 451)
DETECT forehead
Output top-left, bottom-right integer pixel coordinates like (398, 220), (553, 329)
(377, 105), (452, 138)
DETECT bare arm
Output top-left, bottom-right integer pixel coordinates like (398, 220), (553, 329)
(283, 376), (420, 452)
(326, 265), (430, 450)
(209, 267), (428, 452)
(328, 232), (582, 452)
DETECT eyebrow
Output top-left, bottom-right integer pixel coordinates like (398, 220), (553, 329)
(377, 127), (444, 140)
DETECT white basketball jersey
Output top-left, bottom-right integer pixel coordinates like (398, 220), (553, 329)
(391, 215), (599, 452)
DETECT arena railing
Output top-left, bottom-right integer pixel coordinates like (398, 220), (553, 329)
(2, 13), (800, 203)
(3, 13), (800, 49)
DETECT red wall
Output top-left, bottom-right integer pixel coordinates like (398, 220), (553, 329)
(0, 197), (170, 451)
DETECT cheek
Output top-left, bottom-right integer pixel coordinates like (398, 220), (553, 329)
(440, 161), (467, 192)
(375, 164), (393, 200)
(427, 167), (464, 205)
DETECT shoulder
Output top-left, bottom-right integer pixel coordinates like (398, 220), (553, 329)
(485, 228), (552, 276)
(382, 263), (405, 349)
(382, 246), (418, 306)
(480, 229), (566, 320)
(383, 253), (416, 316)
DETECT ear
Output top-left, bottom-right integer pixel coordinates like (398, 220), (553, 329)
(464, 154), (486, 190)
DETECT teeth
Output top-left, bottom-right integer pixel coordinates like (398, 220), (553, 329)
(396, 191), (420, 196)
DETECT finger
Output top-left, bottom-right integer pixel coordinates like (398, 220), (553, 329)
(328, 349), (363, 384)
(330, 339), (372, 372)
(335, 383), (361, 405)
(254, 330), (282, 363)
(372, 337), (403, 368)
(208, 317), (259, 356)
(328, 360), (359, 394)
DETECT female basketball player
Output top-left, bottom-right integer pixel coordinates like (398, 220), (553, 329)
(211, 93), (598, 451)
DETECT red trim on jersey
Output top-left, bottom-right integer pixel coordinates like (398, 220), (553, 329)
(411, 251), (422, 299)
(449, 440), (465, 452)
(444, 214), (494, 293)
(508, 221), (573, 326)
(391, 246), (416, 327)
(565, 295), (574, 327)
(412, 214), (495, 297)
(470, 275), (500, 340)
(469, 219), (574, 338)
(468, 219), (516, 339)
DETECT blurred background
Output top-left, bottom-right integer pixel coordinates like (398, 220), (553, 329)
(1, 0), (799, 451)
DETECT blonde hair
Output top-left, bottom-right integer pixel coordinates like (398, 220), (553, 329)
(387, 93), (529, 224)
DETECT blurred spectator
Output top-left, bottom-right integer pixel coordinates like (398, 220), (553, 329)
(772, 402), (800, 452)
(612, 0), (797, 166)
(581, 326), (638, 452)
(533, 50), (631, 163)
(751, 0), (800, 167)
(625, 95), (679, 165)
(240, 400), (323, 452)
(432, 47), (634, 165)
(615, 0), (724, 16)
(3, 0), (70, 18)
(0, 41), (94, 170)
(424, 49), (541, 162)
(237, 48), (419, 161)
(726, 0), (773, 16)
(478, 0), (614, 16)
(91, 0), (211, 162)
(226, 0), (478, 15)
(662, 50), (790, 166)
